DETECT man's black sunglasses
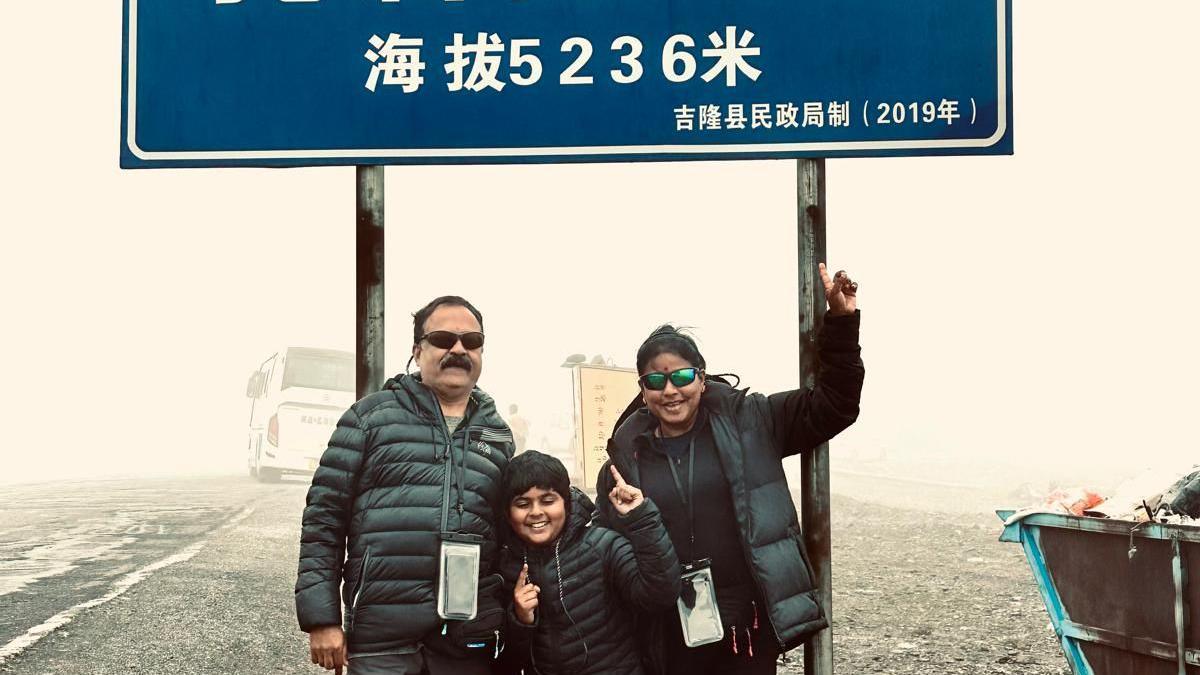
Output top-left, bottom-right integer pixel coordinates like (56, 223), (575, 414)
(419, 330), (485, 350)
(639, 367), (702, 391)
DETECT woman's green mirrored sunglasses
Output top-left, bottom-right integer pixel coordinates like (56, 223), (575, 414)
(639, 367), (702, 391)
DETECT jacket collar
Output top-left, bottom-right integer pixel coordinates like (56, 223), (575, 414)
(383, 372), (503, 429)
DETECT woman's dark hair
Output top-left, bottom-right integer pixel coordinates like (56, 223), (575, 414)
(411, 295), (484, 345)
(501, 450), (572, 513)
(636, 324), (706, 374)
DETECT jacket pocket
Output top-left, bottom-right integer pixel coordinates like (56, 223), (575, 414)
(424, 610), (506, 661)
(426, 573), (506, 659)
(454, 605), (505, 641)
(347, 548), (372, 634)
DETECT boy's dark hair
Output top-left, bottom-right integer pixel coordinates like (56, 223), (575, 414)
(502, 450), (572, 514)
(411, 295), (484, 345)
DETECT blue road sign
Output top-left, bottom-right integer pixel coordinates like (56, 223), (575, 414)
(121, 0), (1012, 168)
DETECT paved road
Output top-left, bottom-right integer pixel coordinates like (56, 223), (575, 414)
(0, 475), (311, 674)
(0, 474), (1063, 675)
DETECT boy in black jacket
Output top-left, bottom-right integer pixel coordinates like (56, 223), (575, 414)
(495, 451), (680, 675)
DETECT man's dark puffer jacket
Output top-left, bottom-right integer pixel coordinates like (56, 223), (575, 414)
(495, 489), (681, 675)
(295, 373), (513, 655)
(595, 311), (864, 665)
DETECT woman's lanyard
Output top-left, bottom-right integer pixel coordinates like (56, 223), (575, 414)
(665, 438), (696, 561)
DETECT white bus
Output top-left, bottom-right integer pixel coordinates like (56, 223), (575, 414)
(245, 347), (356, 482)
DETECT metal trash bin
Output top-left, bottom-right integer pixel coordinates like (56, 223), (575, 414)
(998, 510), (1199, 675)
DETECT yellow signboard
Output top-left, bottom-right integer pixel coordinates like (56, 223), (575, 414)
(573, 365), (640, 490)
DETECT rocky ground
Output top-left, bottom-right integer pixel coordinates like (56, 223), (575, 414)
(775, 474), (1071, 674)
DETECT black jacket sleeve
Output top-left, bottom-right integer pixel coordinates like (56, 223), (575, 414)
(593, 458), (618, 529)
(603, 498), (682, 612)
(766, 310), (864, 457)
(295, 405), (368, 631)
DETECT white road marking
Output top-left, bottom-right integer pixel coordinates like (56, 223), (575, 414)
(0, 507), (254, 665)
(0, 535), (138, 597)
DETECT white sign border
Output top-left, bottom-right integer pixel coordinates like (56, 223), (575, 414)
(126, 0), (1008, 162)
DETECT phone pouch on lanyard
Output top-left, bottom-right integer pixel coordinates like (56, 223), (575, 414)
(677, 559), (723, 647)
(438, 533), (482, 620)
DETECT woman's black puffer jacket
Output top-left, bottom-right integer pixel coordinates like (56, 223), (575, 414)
(594, 311), (864, 669)
(496, 489), (680, 675)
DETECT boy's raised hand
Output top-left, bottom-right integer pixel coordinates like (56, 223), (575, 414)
(514, 563), (539, 625)
(608, 465), (644, 516)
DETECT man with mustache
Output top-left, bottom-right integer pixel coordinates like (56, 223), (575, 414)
(296, 296), (514, 675)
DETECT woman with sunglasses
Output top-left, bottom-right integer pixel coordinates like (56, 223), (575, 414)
(595, 263), (864, 675)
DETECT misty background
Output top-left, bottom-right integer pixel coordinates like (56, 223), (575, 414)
(1, 3), (1197, 503)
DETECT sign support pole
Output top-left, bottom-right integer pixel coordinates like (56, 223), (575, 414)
(356, 166), (386, 399)
(797, 157), (834, 675)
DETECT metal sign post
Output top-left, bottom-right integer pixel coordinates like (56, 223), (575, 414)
(356, 166), (385, 399)
(796, 158), (833, 674)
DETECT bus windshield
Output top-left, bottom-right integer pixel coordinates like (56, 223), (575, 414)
(282, 350), (355, 392)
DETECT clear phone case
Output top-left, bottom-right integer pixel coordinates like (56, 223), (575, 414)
(437, 538), (481, 620)
(677, 564), (724, 647)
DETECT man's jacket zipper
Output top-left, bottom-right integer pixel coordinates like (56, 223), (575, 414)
(348, 548), (372, 634)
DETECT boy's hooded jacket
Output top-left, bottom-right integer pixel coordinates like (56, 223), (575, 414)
(496, 489), (681, 675)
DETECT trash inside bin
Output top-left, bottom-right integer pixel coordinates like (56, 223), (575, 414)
(1166, 470), (1200, 519)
